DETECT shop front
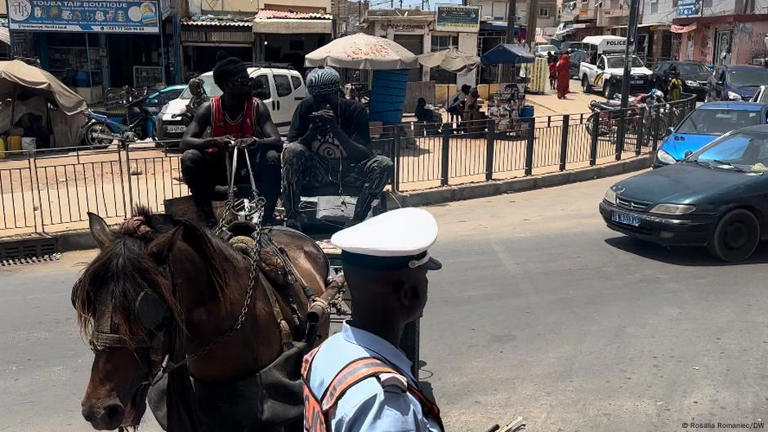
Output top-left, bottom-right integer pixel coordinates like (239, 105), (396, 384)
(675, 15), (768, 66)
(181, 17), (254, 79)
(252, 9), (332, 73)
(8, 0), (174, 103)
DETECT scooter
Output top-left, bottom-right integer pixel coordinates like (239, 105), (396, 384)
(82, 93), (158, 148)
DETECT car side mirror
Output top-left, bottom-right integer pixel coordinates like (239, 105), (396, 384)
(684, 150), (693, 159)
(716, 80), (724, 86)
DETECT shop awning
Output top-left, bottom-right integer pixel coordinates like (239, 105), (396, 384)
(480, 43), (535, 65)
(671, 23), (697, 33)
(253, 9), (332, 34)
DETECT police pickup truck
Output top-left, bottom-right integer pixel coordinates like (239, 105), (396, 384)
(578, 36), (654, 98)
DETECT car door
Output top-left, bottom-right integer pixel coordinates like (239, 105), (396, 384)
(595, 56), (607, 88)
(271, 71), (295, 130)
(250, 70), (275, 121)
(711, 67), (725, 100)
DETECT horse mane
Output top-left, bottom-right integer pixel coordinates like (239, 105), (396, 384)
(72, 206), (182, 347)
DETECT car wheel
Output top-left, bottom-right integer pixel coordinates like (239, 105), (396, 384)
(582, 76), (592, 93)
(707, 209), (760, 262)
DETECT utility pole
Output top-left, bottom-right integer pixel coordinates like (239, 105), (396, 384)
(525, 0), (538, 50)
(503, 0), (517, 81)
(615, 0), (641, 160)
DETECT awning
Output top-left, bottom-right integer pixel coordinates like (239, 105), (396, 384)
(480, 43), (535, 65)
(0, 60), (86, 115)
(418, 47), (479, 72)
(671, 23), (697, 33)
(253, 9), (332, 34)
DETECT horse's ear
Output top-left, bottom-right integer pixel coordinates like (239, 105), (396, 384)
(88, 212), (113, 250)
(147, 226), (183, 265)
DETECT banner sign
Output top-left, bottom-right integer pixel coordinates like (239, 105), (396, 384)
(8, 0), (160, 33)
(435, 5), (480, 33)
(676, 0), (701, 18)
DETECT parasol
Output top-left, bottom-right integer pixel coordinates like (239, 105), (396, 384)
(305, 33), (418, 70)
(417, 47), (480, 73)
(0, 60), (86, 115)
(480, 43), (535, 66)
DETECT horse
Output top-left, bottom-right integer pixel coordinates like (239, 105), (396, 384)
(72, 208), (331, 431)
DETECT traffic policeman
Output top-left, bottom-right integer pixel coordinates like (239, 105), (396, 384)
(302, 207), (444, 432)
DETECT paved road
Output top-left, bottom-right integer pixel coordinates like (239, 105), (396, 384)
(3, 172), (768, 431)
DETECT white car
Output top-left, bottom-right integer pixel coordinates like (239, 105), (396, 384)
(580, 54), (654, 98)
(156, 66), (306, 143)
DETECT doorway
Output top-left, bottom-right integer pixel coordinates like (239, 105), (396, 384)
(714, 29), (732, 66)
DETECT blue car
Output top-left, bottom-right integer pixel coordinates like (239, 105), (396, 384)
(655, 101), (768, 166)
(706, 65), (768, 102)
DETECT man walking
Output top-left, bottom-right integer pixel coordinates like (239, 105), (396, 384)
(180, 57), (282, 226)
(282, 66), (392, 230)
(302, 207), (444, 432)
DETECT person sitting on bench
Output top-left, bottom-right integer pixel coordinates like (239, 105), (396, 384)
(180, 57), (282, 227)
(282, 66), (393, 230)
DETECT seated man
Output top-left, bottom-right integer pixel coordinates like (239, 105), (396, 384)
(282, 66), (393, 230)
(183, 77), (208, 122)
(180, 57), (282, 227)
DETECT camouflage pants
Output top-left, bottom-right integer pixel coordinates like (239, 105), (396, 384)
(281, 142), (393, 221)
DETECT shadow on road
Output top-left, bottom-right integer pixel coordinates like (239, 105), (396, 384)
(604, 236), (768, 266)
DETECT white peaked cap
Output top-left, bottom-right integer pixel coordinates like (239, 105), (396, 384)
(331, 208), (441, 270)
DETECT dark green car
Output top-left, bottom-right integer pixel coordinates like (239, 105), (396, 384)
(600, 124), (768, 261)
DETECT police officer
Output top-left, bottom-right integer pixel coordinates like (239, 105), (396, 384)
(302, 207), (444, 432)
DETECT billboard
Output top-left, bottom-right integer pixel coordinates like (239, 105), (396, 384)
(435, 5), (480, 33)
(676, 0), (701, 18)
(8, 0), (160, 33)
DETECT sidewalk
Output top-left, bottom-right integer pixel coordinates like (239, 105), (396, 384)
(525, 79), (599, 117)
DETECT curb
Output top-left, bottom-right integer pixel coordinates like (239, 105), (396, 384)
(391, 155), (652, 207)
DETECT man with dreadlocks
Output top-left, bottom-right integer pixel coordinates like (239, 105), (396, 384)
(181, 57), (282, 227)
(283, 66), (393, 231)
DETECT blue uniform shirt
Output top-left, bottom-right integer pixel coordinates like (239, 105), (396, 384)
(306, 322), (442, 432)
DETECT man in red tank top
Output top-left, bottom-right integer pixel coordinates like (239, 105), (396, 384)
(181, 57), (282, 226)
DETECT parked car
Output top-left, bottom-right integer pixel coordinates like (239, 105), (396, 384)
(707, 65), (768, 102)
(581, 53), (653, 98)
(568, 49), (589, 79)
(601, 124), (768, 261)
(651, 61), (711, 101)
(655, 102), (768, 166)
(142, 85), (186, 137)
(156, 66), (305, 143)
(750, 85), (768, 104)
(534, 44), (558, 58)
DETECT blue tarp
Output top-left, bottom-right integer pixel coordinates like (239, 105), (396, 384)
(480, 43), (535, 66)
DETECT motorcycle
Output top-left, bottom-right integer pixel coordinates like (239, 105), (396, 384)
(586, 89), (668, 139)
(82, 88), (157, 148)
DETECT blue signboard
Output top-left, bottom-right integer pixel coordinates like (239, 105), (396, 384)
(8, 0), (160, 33)
(676, 0), (701, 18)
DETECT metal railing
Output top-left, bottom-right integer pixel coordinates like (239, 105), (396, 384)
(0, 93), (696, 237)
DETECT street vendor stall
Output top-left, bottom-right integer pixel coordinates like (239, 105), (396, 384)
(480, 43), (535, 132)
(0, 60), (87, 150)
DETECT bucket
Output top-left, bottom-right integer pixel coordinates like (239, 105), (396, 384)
(21, 137), (36, 151)
(8, 135), (21, 151)
(520, 105), (535, 118)
(0, 137), (5, 159)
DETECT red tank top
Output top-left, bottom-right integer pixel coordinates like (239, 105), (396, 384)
(210, 96), (264, 139)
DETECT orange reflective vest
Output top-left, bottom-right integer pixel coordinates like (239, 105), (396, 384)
(301, 347), (444, 432)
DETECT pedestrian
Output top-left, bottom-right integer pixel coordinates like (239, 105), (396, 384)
(180, 57), (282, 227)
(302, 207), (444, 432)
(283, 66), (393, 231)
(447, 84), (470, 126)
(548, 52), (557, 91)
(667, 65), (683, 102)
(556, 52), (571, 99)
(464, 87), (486, 134)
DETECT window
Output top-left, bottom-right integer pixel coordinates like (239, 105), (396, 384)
(252, 74), (271, 100)
(597, 57), (605, 69)
(291, 76), (303, 91)
(431, 35), (457, 52)
(274, 74), (292, 97)
(539, 7), (549, 17)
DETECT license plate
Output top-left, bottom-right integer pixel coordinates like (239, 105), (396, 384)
(166, 125), (186, 133)
(612, 211), (641, 227)
(631, 80), (643, 85)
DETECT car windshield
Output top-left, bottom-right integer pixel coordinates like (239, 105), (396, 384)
(676, 109), (763, 135)
(180, 75), (222, 99)
(691, 130), (768, 173)
(606, 56), (643, 68)
(727, 68), (768, 87)
(677, 63), (709, 76)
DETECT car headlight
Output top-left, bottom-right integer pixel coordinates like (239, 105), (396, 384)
(649, 204), (696, 215)
(604, 188), (617, 205)
(685, 80), (699, 87)
(656, 149), (677, 165)
(727, 91), (742, 100)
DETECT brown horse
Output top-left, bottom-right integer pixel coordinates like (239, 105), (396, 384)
(73, 209), (330, 431)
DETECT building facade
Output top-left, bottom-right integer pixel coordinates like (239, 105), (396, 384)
(558, 0), (602, 41)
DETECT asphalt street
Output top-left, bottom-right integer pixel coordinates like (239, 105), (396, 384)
(3, 172), (768, 431)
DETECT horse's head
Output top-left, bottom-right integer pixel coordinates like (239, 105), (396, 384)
(73, 211), (179, 430)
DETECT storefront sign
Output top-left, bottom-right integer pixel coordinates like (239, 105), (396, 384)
(388, 23), (423, 33)
(8, 0), (160, 33)
(676, 0), (701, 18)
(435, 5), (479, 33)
